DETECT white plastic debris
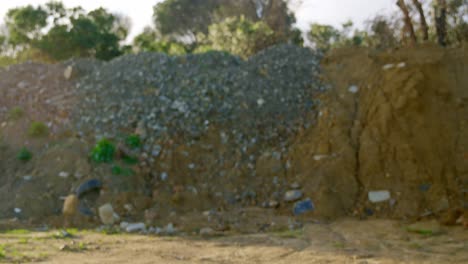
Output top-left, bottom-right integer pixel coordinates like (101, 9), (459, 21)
(14, 208), (22, 214)
(368, 190), (391, 203)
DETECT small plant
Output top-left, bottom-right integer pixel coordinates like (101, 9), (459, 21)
(112, 165), (134, 176)
(4, 229), (30, 235)
(8, 107), (24, 120)
(111, 165), (123, 175)
(28, 122), (48, 137)
(91, 139), (115, 163)
(0, 245), (5, 259)
(122, 155), (138, 165)
(17, 148), (32, 162)
(125, 134), (141, 149)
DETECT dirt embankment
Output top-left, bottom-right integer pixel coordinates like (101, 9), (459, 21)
(0, 45), (467, 229)
(289, 44), (468, 220)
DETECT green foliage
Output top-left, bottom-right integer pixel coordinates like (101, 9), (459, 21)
(28, 121), (48, 137)
(4, 3), (129, 61)
(307, 23), (341, 51)
(133, 28), (187, 55)
(8, 107), (24, 120)
(125, 134), (141, 149)
(197, 16), (276, 58)
(5, 5), (48, 46)
(91, 139), (115, 163)
(17, 148), (32, 162)
(111, 165), (134, 176)
(0, 244), (5, 259)
(152, 0), (297, 44)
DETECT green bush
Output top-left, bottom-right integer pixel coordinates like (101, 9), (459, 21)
(125, 134), (141, 149)
(17, 147), (32, 161)
(8, 107), (24, 120)
(28, 121), (48, 137)
(91, 139), (115, 163)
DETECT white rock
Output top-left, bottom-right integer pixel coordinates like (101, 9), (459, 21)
(120, 221), (129, 229)
(257, 98), (265, 107)
(98, 203), (116, 225)
(160, 172), (168, 181)
(284, 190), (303, 202)
(348, 85), (359, 93)
(165, 223), (176, 234)
(64, 66), (73, 79)
(14, 208), (22, 214)
(313, 155), (328, 161)
(382, 64), (395, 70)
(126, 222), (146, 233)
(58, 171), (69, 178)
(397, 62), (406, 68)
(368, 190), (391, 203)
(23, 175), (33, 181)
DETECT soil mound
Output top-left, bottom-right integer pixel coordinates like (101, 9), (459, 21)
(289, 44), (468, 219)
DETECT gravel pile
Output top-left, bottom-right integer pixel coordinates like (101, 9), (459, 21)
(72, 45), (323, 151)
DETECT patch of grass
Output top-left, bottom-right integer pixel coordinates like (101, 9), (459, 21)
(0, 245), (5, 259)
(28, 121), (49, 137)
(112, 165), (134, 176)
(405, 227), (435, 236)
(17, 148), (32, 162)
(125, 134), (141, 149)
(4, 229), (30, 235)
(8, 107), (24, 120)
(91, 139), (115, 163)
(18, 238), (29, 244)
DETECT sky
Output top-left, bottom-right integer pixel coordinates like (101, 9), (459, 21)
(0, 0), (397, 40)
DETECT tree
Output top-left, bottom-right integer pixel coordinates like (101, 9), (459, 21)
(133, 27), (187, 55)
(3, 1), (130, 61)
(434, 0), (448, 46)
(411, 0), (429, 40)
(152, 0), (298, 44)
(307, 24), (341, 51)
(396, 0), (418, 45)
(5, 5), (48, 46)
(196, 16), (276, 58)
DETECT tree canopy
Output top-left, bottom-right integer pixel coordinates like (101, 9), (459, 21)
(2, 1), (130, 61)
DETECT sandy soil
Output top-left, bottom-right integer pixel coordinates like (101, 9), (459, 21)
(0, 219), (466, 264)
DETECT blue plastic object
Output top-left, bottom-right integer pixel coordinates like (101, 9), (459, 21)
(293, 198), (315, 215)
(76, 179), (103, 199)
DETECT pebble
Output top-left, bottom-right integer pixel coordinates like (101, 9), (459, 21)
(58, 171), (70, 178)
(284, 190), (303, 202)
(368, 190), (391, 203)
(125, 222), (146, 233)
(98, 203), (116, 225)
(348, 85), (359, 93)
(62, 194), (78, 216)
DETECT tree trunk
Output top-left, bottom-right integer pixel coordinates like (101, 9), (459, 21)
(434, 0), (447, 46)
(396, 0), (418, 45)
(411, 0), (429, 41)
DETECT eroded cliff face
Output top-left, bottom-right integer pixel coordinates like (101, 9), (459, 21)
(290, 44), (468, 219)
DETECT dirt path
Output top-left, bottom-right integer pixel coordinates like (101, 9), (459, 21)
(1, 219), (466, 263)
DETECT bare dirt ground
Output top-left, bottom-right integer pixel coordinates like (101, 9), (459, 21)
(1, 219), (466, 264)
